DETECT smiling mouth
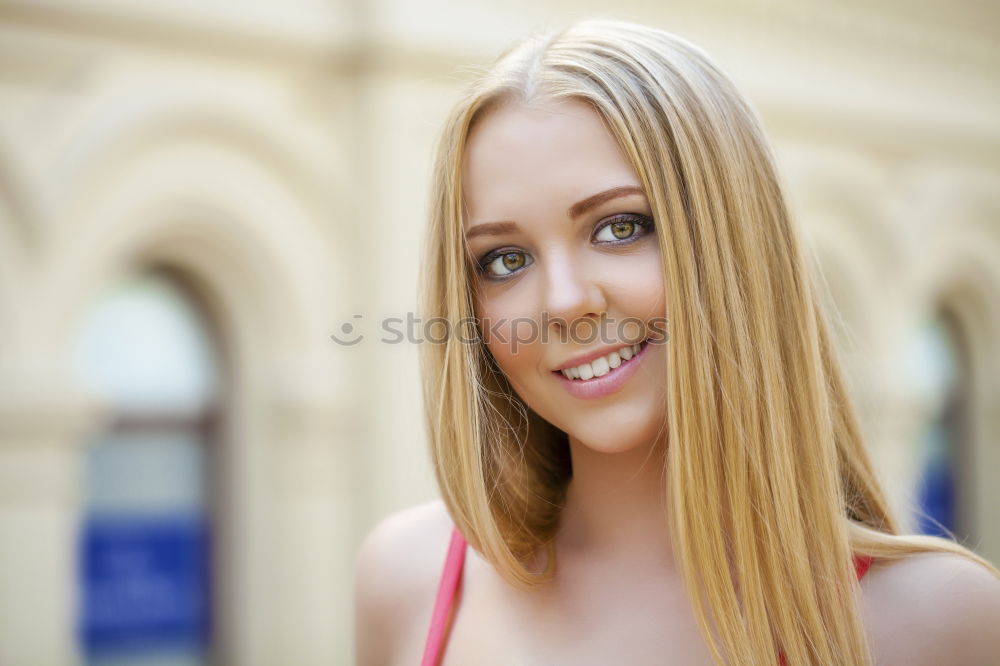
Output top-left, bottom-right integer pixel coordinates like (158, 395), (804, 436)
(553, 339), (649, 381)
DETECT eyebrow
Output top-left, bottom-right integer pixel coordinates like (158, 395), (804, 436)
(464, 185), (646, 241)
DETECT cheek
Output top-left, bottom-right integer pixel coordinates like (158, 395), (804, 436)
(607, 253), (667, 320)
(475, 283), (525, 342)
(475, 296), (542, 390)
(482, 334), (539, 409)
(481, 317), (535, 375)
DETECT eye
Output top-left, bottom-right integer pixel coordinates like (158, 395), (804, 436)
(478, 249), (533, 279)
(593, 214), (654, 243)
(474, 213), (653, 282)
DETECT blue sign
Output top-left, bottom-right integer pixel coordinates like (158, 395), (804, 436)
(917, 453), (955, 538)
(78, 513), (212, 657)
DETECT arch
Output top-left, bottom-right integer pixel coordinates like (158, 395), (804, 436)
(778, 146), (889, 404)
(30, 125), (355, 663)
(46, 89), (347, 222)
(901, 179), (1000, 556)
(34, 132), (351, 386)
(805, 222), (884, 419)
(778, 144), (903, 274)
(806, 217), (879, 351)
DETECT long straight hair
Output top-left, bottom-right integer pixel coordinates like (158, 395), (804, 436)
(418, 17), (1000, 666)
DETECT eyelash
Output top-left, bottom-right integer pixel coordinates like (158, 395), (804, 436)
(475, 213), (654, 281)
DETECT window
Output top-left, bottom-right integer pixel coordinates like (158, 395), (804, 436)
(74, 271), (221, 666)
(908, 311), (969, 540)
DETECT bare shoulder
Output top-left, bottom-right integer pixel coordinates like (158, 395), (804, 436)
(859, 551), (1000, 665)
(353, 498), (456, 666)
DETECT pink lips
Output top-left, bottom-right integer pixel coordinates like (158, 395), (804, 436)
(551, 340), (651, 399)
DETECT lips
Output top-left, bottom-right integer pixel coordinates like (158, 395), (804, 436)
(551, 339), (648, 373)
(551, 338), (652, 400)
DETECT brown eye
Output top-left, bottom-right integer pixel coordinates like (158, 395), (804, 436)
(502, 252), (524, 271)
(594, 214), (653, 243)
(480, 250), (531, 278)
(610, 220), (634, 239)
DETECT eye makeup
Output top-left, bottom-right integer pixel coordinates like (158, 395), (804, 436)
(474, 213), (655, 281)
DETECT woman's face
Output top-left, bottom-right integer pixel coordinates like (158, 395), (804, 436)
(462, 98), (669, 455)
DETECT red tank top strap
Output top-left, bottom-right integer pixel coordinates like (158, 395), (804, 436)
(853, 553), (875, 580)
(421, 525), (467, 666)
(777, 553), (876, 665)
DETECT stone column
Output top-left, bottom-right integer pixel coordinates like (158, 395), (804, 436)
(0, 373), (98, 666)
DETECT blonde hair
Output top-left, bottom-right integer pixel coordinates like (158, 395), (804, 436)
(418, 17), (1000, 666)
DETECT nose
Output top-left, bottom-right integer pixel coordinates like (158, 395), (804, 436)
(542, 250), (607, 341)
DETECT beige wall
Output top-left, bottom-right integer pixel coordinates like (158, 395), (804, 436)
(0, 1), (997, 664)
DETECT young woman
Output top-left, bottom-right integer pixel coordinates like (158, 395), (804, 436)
(354, 17), (1000, 666)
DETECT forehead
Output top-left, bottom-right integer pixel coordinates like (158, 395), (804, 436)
(461, 99), (640, 225)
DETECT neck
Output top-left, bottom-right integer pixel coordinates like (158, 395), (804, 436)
(555, 434), (673, 569)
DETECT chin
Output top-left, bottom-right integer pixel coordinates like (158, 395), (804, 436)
(572, 434), (650, 455)
(564, 417), (664, 455)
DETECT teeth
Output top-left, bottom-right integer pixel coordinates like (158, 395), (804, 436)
(559, 341), (645, 380)
(591, 356), (610, 377)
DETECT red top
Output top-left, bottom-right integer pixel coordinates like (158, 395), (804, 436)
(421, 525), (876, 666)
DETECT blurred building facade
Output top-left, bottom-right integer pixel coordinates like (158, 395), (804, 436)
(0, 1), (997, 664)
